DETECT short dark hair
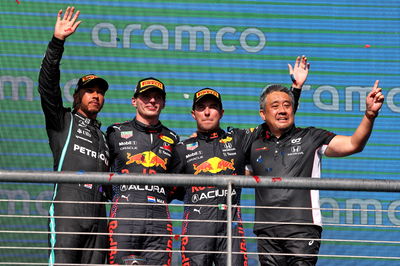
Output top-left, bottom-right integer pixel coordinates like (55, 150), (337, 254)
(259, 84), (294, 110)
(72, 89), (83, 111)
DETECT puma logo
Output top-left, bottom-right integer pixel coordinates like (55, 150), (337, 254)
(121, 195), (130, 201)
(194, 207), (202, 214)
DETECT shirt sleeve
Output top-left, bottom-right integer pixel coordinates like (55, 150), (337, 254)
(38, 36), (67, 131)
(168, 142), (185, 174)
(106, 125), (118, 172)
(311, 127), (337, 148)
(167, 143), (186, 201)
(291, 87), (302, 113)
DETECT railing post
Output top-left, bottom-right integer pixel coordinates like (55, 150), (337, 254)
(227, 181), (232, 266)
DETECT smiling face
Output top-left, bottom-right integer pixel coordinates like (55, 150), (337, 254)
(259, 91), (294, 138)
(77, 86), (105, 119)
(192, 96), (224, 132)
(132, 88), (165, 125)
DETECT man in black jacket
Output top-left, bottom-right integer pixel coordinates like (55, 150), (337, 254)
(38, 7), (109, 264)
(107, 77), (179, 265)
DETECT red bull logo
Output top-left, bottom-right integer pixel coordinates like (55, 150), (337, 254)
(193, 157), (235, 175)
(126, 151), (168, 170)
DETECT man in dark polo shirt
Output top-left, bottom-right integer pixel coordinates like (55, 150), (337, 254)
(249, 80), (384, 265)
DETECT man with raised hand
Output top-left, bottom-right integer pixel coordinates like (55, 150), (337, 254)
(38, 7), (109, 264)
(249, 80), (384, 265)
(169, 56), (309, 266)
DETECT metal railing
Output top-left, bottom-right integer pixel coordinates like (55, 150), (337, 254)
(2, 170), (400, 191)
(1, 170), (400, 265)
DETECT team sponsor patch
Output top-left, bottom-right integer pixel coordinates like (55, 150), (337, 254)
(288, 145), (304, 156)
(191, 188), (237, 203)
(196, 89), (219, 98)
(219, 136), (232, 143)
(223, 142), (233, 150)
(291, 137), (302, 144)
(78, 120), (88, 128)
(193, 157), (235, 175)
(77, 128), (92, 138)
(185, 151), (200, 159)
(147, 196), (156, 203)
(162, 145), (172, 152)
(159, 134), (174, 144)
(186, 142), (198, 151)
(121, 131), (133, 139)
(119, 140), (136, 147)
(140, 79), (164, 90)
(126, 152), (168, 170)
(81, 74), (98, 82)
(120, 184), (166, 195)
(210, 132), (218, 139)
(83, 184), (93, 189)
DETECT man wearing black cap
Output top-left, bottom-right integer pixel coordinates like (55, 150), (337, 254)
(38, 7), (109, 265)
(106, 77), (179, 265)
(170, 88), (257, 266)
(169, 55), (309, 265)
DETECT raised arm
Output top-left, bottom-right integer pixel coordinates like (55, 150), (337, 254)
(38, 7), (82, 130)
(288, 55), (309, 112)
(325, 80), (384, 157)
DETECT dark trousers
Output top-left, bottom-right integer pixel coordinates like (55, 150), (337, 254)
(256, 225), (322, 266)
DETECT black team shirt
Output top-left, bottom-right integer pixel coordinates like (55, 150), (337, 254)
(249, 124), (335, 232)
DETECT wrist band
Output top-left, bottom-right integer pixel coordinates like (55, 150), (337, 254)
(290, 74), (296, 83)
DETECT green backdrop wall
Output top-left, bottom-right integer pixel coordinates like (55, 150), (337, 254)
(1, 0), (399, 265)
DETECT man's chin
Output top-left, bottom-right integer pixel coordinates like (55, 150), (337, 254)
(88, 107), (101, 114)
(143, 112), (161, 120)
(198, 125), (218, 132)
(279, 125), (292, 132)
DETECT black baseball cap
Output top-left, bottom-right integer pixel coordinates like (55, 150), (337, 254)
(134, 77), (166, 98)
(74, 74), (108, 94)
(192, 88), (223, 110)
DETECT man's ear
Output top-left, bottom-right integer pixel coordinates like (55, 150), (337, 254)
(191, 110), (196, 120)
(131, 97), (137, 108)
(259, 109), (266, 121)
